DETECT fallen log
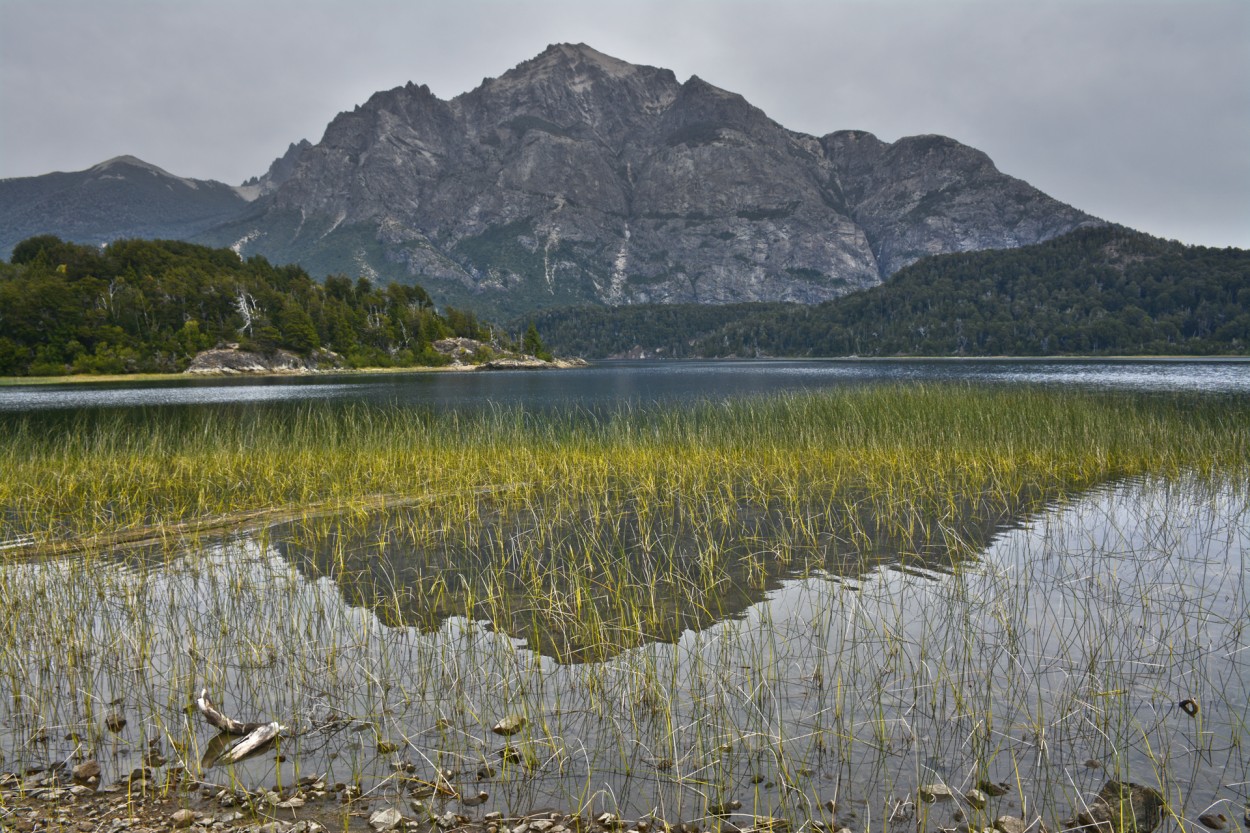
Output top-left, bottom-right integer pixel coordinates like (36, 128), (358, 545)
(216, 722), (282, 765)
(194, 688), (287, 767)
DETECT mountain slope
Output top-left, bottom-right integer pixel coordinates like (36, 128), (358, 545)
(200, 43), (1100, 318)
(0, 156), (250, 257)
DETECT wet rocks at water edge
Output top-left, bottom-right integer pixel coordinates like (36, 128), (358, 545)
(492, 714), (527, 736)
(919, 783), (957, 803)
(993, 816), (1029, 833)
(369, 806), (405, 831)
(186, 345), (344, 374)
(71, 758), (101, 786)
(1197, 812), (1228, 830)
(1063, 780), (1166, 833)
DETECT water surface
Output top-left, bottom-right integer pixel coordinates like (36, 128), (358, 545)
(0, 478), (1244, 826)
(2, 357), (1248, 413)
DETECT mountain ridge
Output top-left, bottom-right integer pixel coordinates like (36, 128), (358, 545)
(2, 43), (1102, 317)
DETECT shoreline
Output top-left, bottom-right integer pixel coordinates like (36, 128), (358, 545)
(2, 354), (1247, 387)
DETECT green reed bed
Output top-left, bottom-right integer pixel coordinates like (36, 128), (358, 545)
(1, 386), (1245, 552)
(0, 386), (1247, 829)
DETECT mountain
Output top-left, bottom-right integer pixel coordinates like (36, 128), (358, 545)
(203, 43), (1100, 318)
(0, 156), (250, 256)
(3, 44), (1101, 318)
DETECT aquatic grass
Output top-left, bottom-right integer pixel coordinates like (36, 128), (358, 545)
(0, 386), (1247, 828)
(2, 386), (1246, 554)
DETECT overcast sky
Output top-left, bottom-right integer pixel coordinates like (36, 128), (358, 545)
(1, 0), (1247, 248)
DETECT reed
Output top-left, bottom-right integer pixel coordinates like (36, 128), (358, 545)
(0, 385), (1246, 829)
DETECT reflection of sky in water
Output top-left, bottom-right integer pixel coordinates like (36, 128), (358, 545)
(0, 379), (356, 411)
(0, 479), (1244, 821)
(2, 358), (1248, 412)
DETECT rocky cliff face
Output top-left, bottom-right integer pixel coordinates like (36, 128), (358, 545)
(206, 43), (1098, 317)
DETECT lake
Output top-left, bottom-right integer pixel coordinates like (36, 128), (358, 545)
(2, 357), (1249, 413)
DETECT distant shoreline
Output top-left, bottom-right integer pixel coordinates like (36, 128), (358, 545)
(4, 353), (1249, 387)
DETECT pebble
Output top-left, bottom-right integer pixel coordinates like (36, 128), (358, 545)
(370, 807), (405, 831)
(170, 808), (196, 828)
(1198, 813), (1227, 830)
(493, 714), (528, 736)
(72, 760), (102, 782)
(965, 789), (988, 810)
(920, 784), (956, 802)
(978, 781), (1012, 798)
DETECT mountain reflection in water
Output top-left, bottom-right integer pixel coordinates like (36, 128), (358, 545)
(272, 487), (1044, 663)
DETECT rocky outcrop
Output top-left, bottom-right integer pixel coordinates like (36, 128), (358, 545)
(479, 356), (589, 370)
(431, 337), (585, 369)
(237, 139), (313, 199)
(203, 43), (1100, 318)
(185, 347), (342, 375)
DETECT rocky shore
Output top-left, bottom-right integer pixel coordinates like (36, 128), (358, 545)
(3, 766), (1222, 833)
(183, 340), (586, 376)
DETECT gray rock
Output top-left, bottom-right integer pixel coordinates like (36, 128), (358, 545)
(170, 808), (196, 828)
(186, 347), (341, 375)
(72, 760), (101, 783)
(965, 789), (989, 810)
(993, 816), (1028, 833)
(492, 715), (527, 736)
(920, 784), (957, 802)
(370, 807), (405, 831)
(1064, 780), (1166, 833)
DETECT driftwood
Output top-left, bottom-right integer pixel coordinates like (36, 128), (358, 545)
(195, 689), (266, 735)
(194, 688), (286, 767)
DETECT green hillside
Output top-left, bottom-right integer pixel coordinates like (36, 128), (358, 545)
(0, 236), (492, 376)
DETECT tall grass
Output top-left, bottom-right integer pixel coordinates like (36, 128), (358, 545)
(2, 386), (1244, 552)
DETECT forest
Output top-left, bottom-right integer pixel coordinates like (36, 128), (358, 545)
(0, 236), (494, 376)
(531, 227), (1250, 358)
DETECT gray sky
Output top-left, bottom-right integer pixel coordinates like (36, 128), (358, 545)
(2, 0), (1247, 248)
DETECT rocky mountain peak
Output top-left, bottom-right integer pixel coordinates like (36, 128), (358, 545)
(238, 139), (312, 199)
(455, 43), (680, 142)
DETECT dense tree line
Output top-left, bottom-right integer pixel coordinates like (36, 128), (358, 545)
(525, 302), (797, 359)
(534, 227), (1250, 359)
(0, 236), (496, 376)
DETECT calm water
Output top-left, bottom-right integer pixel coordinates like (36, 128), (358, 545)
(2, 357), (1249, 413)
(1, 361), (1247, 828)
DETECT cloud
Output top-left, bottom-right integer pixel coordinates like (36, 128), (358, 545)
(1, 0), (1246, 247)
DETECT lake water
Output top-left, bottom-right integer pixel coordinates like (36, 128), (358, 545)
(0, 360), (1247, 829)
(1, 478), (1245, 828)
(2, 357), (1249, 413)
